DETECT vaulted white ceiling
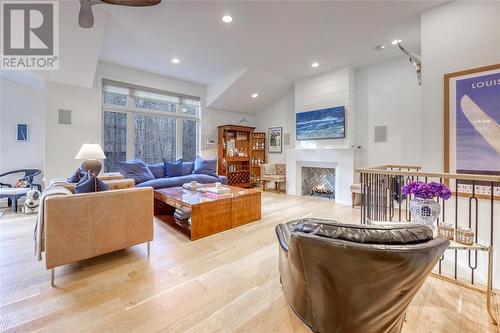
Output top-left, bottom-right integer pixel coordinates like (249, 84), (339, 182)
(99, 1), (443, 85)
(26, 1), (445, 112)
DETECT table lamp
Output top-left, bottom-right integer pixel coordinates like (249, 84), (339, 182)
(75, 143), (106, 175)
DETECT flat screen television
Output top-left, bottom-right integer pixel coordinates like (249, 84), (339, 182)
(296, 106), (345, 140)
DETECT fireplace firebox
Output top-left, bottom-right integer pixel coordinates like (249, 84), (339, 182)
(301, 167), (335, 200)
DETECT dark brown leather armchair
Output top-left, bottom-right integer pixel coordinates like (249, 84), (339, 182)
(276, 219), (449, 333)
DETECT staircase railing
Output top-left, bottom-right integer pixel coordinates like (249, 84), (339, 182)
(356, 165), (499, 325)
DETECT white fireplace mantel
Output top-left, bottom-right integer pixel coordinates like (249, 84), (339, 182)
(285, 148), (361, 206)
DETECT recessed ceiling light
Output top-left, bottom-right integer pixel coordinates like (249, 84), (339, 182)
(171, 57), (180, 64)
(391, 39), (402, 45)
(222, 15), (233, 23)
(311, 62), (319, 68)
(374, 44), (385, 51)
(251, 93), (258, 98)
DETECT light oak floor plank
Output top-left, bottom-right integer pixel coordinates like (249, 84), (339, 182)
(0, 192), (497, 332)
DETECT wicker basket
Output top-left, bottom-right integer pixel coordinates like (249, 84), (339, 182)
(437, 223), (455, 240)
(456, 227), (474, 246)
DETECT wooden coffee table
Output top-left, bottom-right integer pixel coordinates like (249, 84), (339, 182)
(154, 185), (261, 240)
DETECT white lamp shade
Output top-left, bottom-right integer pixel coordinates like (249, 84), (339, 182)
(75, 143), (106, 160)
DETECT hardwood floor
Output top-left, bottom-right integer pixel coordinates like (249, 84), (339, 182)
(0, 192), (498, 332)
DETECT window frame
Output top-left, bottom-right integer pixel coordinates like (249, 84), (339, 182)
(101, 80), (201, 166)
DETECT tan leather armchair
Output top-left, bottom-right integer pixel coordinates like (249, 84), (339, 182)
(44, 187), (154, 285)
(276, 219), (449, 333)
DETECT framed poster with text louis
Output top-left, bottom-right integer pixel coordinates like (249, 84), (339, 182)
(444, 64), (500, 199)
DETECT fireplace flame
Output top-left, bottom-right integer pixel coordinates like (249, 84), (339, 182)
(312, 185), (334, 194)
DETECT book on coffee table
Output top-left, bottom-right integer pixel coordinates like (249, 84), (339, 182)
(206, 187), (231, 195)
(182, 183), (205, 190)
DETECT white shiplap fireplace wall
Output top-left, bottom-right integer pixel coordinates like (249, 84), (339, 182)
(294, 67), (356, 148)
(287, 67), (360, 205)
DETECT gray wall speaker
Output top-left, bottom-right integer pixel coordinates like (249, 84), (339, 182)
(58, 109), (72, 125)
(283, 133), (291, 146)
(374, 125), (387, 143)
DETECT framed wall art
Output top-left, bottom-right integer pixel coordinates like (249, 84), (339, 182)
(16, 124), (28, 141)
(444, 63), (500, 199)
(268, 127), (282, 153)
(296, 106), (345, 141)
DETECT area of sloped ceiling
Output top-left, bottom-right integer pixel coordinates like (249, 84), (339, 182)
(207, 67), (291, 114)
(207, 67), (248, 107)
(33, 1), (108, 88)
(99, 1), (444, 85)
(24, 1), (446, 113)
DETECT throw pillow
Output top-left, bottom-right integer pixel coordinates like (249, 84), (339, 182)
(67, 168), (86, 183)
(264, 164), (277, 175)
(75, 172), (110, 193)
(163, 159), (183, 177)
(147, 162), (165, 179)
(182, 162), (194, 175)
(117, 160), (155, 184)
(192, 156), (217, 176)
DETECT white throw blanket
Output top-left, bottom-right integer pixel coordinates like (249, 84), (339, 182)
(34, 187), (72, 261)
(49, 178), (71, 187)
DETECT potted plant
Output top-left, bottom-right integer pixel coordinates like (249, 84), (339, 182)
(402, 181), (452, 231)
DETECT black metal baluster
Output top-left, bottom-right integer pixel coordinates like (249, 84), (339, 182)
(439, 253), (444, 274)
(368, 173), (371, 221)
(377, 174), (380, 221)
(375, 174), (378, 221)
(360, 173), (365, 224)
(384, 175), (388, 221)
(468, 180), (478, 284)
(389, 175), (394, 221)
(374, 173), (377, 222)
(441, 177), (445, 224)
(398, 175), (402, 222)
(454, 180), (458, 280)
(437, 178), (443, 274)
(406, 176), (414, 222)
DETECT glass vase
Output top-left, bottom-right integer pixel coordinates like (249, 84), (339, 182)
(409, 198), (441, 231)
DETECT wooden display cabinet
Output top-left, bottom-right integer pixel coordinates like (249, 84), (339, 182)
(250, 132), (266, 186)
(217, 125), (255, 188)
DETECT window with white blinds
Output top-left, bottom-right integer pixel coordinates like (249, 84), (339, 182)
(102, 80), (200, 172)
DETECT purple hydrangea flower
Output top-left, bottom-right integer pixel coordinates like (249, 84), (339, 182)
(402, 181), (451, 200)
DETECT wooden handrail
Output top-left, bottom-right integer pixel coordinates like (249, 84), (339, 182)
(356, 166), (500, 183)
(366, 164), (422, 171)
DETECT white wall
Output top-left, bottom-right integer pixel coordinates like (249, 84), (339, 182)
(355, 56), (422, 167)
(0, 77), (45, 186)
(295, 67), (356, 149)
(44, 81), (100, 182)
(255, 89), (295, 163)
(421, 1), (500, 171)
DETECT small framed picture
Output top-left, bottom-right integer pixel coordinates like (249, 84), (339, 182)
(17, 124), (28, 141)
(268, 127), (282, 153)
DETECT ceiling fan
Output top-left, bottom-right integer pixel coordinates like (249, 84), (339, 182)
(79, 0), (161, 28)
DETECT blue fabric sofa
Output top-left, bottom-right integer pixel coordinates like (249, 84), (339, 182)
(137, 173), (227, 190)
(119, 161), (227, 190)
